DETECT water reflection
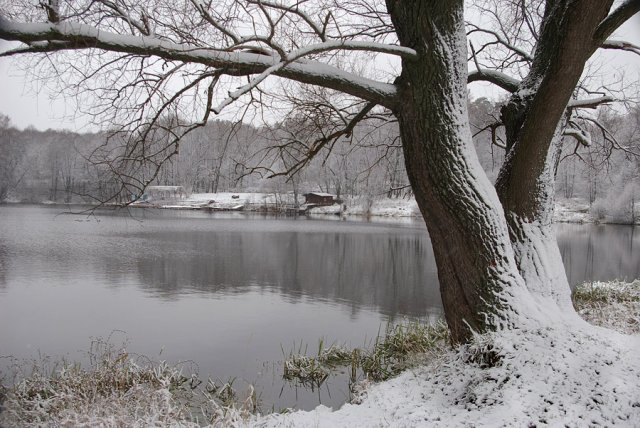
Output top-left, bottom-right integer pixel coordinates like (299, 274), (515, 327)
(0, 242), (7, 289)
(125, 229), (441, 318)
(556, 224), (640, 286)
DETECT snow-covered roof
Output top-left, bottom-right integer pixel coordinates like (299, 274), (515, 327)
(146, 186), (185, 191)
(304, 192), (335, 197)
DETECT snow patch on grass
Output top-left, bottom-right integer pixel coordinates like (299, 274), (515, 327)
(336, 196), (420, 217)
(573, 280), (640, 334)
(555, 197), (640, 225)
(554, 198), (592, 223)
(0, 340), (255, 427)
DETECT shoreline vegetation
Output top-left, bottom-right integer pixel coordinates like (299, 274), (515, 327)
(3, 194), (640, 225)
(1, 280), (638, 427)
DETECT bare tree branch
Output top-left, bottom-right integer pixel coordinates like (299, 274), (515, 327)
(0, 16), (401, 108)
(467, 23), (533, 61)
(265, 101), (377, 179)
(601, 39), (640, 56)
(593, 0), (640, 46)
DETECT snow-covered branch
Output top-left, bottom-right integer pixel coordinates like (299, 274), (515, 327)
(601, 40), (640, 56)
(563, 127), (591, 147)
(0, 16), (399, 108)
(467, 68), (520, 93)
(594, 0), (640, 46)
(567, 96), (616, 109)
(213, 40), (414, 114)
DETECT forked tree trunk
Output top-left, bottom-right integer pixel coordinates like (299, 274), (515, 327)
(386, 0), (627, 341)
(387, 1), (538, 343)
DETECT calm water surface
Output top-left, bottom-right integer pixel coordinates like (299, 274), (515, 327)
(1, 205), (639, 411)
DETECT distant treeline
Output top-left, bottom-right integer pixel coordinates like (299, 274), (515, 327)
(1, 99), (638, 220)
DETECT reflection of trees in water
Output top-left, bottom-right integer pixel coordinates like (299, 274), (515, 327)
(127, 230), (442, 318)
(557, 225), (640, 286)
(0, 243), (7, 289)
(112, 223), (640, 316)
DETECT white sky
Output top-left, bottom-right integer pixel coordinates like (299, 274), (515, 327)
(0, 13), (639, 132)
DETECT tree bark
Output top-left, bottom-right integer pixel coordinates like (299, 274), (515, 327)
(497, 0), (613, 221)
(496, 1), (614, 312)
(387, 0), (535, 343)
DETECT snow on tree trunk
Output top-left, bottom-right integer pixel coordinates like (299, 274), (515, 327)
(495, 1), (614, 316)
(503, 131), (575, 315)
(387, 1), (543, 343)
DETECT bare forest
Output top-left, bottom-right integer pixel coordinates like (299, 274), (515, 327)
(2, 101), (638, 222)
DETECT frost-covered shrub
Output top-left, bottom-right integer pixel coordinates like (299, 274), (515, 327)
(589, 198), (608, 222)
(0, 339), (256, 427)
(589, 182), (637, 224)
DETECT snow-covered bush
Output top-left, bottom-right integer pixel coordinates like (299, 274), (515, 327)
(0, 339), (256, 427)
(589, 182), (638, 224)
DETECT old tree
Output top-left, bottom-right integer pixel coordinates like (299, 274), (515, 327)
(1, 1), (639, 343)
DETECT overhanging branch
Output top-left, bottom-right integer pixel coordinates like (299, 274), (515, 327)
(267, 101), (377, 179)
(0, 16), (400, 108)
(567, 96), (615, 109)
(563, 127), (591, 147)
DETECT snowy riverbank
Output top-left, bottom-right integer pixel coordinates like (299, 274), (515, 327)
(248, 280), (640, 428)
(174, 192), (422, 217)
(1, 281), (638, 427)
(6, 193), (638, 224)
(152, 193), (639, 224)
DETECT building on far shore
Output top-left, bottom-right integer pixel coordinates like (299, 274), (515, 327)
(303, 192), (337, 206)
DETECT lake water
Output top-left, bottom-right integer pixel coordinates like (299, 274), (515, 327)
(1, 205), (639, 411)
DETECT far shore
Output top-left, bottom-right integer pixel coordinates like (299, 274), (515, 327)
(2, 193), (639, 225)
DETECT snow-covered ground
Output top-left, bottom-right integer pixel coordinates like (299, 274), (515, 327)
(249, 281), (640, 428)
(553, 198), (593, 223)
(554, 198), (640, 225)
(152, 192), (423, 217)
(155, 192), (418, 217)
(574, 280), (640, 335)
(183, 192), (287, 206)
(252, 328), (639, 427)
(341, 196), (420, 217)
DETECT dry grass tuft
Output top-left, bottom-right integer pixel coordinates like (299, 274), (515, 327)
(573, 280), (640, 334)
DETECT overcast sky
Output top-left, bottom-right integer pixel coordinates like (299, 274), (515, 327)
(1, 14), (639, 132)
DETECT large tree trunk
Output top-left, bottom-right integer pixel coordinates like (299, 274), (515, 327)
(387, 1), (540, 343)
(496, 0), (613, 314)
(386, 0), (619, 341)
